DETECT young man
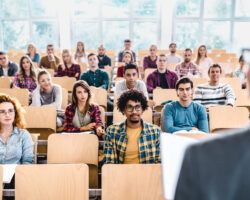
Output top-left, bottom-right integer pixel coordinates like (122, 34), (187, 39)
(174, 62), (250, 200)
(143, 44), (158, 69)
(0, 51), (18, 77)
(166, 43), (182, 64)
(38, 44), (60, 70)
(97, 44), (111, 69)
(146, 54), (178, 93)
(194, 64), (235, 107)
(163, 77), (208, 133)
(118, 39), (136, 62)
(80, 53), (109, 90)
(115, 63), (148, 99)
(175, 48), (199, 78)
(104, 90), (160, 164)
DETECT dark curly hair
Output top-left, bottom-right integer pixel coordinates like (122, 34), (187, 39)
(117, 90), (148, 113)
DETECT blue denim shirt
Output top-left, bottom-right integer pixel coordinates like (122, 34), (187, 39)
(0, 127), (34, 164)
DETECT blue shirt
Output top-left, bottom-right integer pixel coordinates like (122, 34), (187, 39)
(0, 127), (34, 164)
(163, 101), (209, 133)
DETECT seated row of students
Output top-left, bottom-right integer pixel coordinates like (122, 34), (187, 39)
(0, 72), (239, 167)
(1, 49), (237, 112)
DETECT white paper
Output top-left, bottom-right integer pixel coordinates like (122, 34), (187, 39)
(1, 164), (17, 183)
(160, 133), (198, 200)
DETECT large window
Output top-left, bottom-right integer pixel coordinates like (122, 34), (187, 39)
(70, 0), (160, 52)
(0, 0), (59, 51)
(0, 0), (160, 51)
(173, 0), (250, 53)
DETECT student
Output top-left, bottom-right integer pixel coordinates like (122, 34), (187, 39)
(146, 54), (178, 93)
(13, 55), (37, 93)
(64, 80), (104, 136)
(56, 49), (81, 80)
(104, 90), (160, 164)
(163, 77), (208, 133)
(195, 45), (213, 78)
(117, 51), (135, 78)
(194, 64), (235, 108)
(80, 53), (109, 90)
(0, 51), (18, 77)
(31, 70), (63, 127)
(143, 44), (158, 69)
(38, 44), (60, 70)
(74, 41), (88, 64)
(26, 43), (40, 63)
(0, 93), (33, 164)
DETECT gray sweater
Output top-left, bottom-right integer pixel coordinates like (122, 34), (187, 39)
(31, 84), (62, 110)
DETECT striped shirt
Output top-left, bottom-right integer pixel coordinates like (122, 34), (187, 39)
(193, 82), (235, 107)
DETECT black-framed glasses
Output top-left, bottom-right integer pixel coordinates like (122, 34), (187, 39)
(126, 104), (142, 112)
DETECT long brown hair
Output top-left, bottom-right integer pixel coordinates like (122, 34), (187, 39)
(195, 45), (207, 65)
(72, 80), (92, 113)
(18, 55), (37, 82)
(0, 93), (26, 130)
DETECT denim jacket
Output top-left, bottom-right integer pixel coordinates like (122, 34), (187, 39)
(0, 127), (34, 164)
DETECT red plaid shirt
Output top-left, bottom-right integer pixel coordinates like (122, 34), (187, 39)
(64, 103), (103, 132)
(56, 64), (81, 80)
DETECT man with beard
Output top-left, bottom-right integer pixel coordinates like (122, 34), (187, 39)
(175, 48), (199, 78)
(104, 90), (161, 164)
(166, 43), (182, 64)
(97, 44), (111, 69)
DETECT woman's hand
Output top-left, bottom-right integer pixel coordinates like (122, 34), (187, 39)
(96, 126), (104, 136)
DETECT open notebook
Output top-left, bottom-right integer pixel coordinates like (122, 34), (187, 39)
(160, 133), (198, 200)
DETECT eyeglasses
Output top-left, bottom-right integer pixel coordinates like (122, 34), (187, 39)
(126, 104), (142, 112)
(0, 108), (15, 116)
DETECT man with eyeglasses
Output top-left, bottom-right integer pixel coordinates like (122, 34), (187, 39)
(163, 77), (208, 133)
(146, 54), (178, 93)
(0, 51), (18, 77)
(175, 48), (199, 78)
(104, 90), (160, 164)
(38, 44), (60, 70)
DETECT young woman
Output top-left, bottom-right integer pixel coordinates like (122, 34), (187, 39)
(56, 49), (81, 80)
(117, 51), (134, 77)
(0, 93), (33, 164)
(233, 55), (248, 89)
(74, 41), (88, 64)
(64, 80), (104, 136)
(13, 55), (37, 93)
(195, 45), (213, 78)
(26, 43), (40, 63)
(31, 70), (63, 127)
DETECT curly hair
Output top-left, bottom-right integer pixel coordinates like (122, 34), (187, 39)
(117, 90), (148, 113)
(0, 93), (26, 129)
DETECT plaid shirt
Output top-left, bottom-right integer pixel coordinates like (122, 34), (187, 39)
(104, 120), (161, 164)
(64, 103), (103, 132)
(175, 62), (199, 78)
(13, 73), (37, 92)
(56, 64), (81, 80)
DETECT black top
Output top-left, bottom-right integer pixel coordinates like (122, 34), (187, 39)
(159, 72), (169, 89)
